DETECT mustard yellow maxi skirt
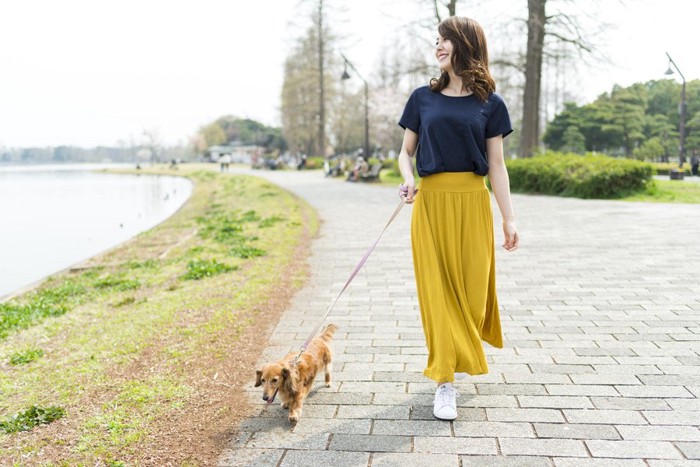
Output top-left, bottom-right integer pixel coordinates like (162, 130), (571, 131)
(411, 172), (503, 382)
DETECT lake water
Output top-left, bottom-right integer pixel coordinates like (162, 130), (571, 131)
(0, 165), (193, 299)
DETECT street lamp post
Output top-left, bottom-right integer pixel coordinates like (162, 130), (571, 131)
(664, 52), (687, 168)
(341, 52), (370, 160)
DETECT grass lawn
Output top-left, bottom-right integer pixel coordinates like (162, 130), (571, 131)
(0, 164), (317, 465)
(379, 170), (403, 186)
(620, 178), (700, 203)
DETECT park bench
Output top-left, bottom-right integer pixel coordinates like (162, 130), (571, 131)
(360, 163), (382, 182)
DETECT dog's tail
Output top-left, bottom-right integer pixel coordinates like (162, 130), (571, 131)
(318, 323), (338, 342)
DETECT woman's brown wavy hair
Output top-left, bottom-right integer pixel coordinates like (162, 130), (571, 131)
(429, 16), (495, 102)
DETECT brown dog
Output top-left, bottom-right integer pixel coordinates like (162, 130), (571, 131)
(255, 324), (338, 422)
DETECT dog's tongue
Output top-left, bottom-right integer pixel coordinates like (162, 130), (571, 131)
(267, 388), (278, 405)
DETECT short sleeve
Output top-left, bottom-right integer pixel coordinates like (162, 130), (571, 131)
(398, 90), (421, 133)
(485, 93), (513, 139)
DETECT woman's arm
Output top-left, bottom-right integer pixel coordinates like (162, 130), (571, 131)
(398, 128), (418, 203)
(486, 135), (519, 251)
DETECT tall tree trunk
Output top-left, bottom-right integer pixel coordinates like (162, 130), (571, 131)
(318, 0), (326, 157)
(432, 0), (457, 23)
(520, 0), (546, 158)
(447, 0), (456, 16)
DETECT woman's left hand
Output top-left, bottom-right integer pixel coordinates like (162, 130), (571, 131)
(502, 220), (519, 251)
(399, 182), (417, 204)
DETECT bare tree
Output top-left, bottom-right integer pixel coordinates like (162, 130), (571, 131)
(432, 0), (457, 22)
(281, 2), (325, 157)
(281, 29), (324, 157)
(414, 0), (605, 158)
(520, 0), (604, 157)
(317, 0), (327, 157)
(141, 129), (161, 164)
(281, 0), (347, 157)
(368, 31), (427, 156)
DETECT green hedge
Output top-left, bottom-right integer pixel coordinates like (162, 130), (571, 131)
(506, 152), (653, 199)
(305, 156), (325, 169)
(652, 162), (692, 175)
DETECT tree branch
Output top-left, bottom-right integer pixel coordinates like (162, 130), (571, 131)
(546, 31), (593, 53)
(433, 0), (442, 23)
(491, 58), (526, 75)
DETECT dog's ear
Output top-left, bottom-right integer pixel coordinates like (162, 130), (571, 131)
(255, 370), (263, 387)
(282, 366), (297, 394)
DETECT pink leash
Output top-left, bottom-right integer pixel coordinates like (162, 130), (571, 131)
(294, 194), (412, 359)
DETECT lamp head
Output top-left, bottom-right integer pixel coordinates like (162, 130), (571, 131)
(665, 65), (674, 76)
(341, 62), (351, 80)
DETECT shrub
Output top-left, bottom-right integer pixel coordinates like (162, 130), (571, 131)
(305, 156), (325, 169)
(652, 162), (692, 175)
(390, 159), (401, 177)
(633, 137), (665, 161)
(506, 152), (653, 199)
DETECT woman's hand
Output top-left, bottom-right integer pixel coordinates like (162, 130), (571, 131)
(502, 220), (519, 251)
(399, 179), (416, 204)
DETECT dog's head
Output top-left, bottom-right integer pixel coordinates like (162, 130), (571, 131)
(255, 363), (295, 402)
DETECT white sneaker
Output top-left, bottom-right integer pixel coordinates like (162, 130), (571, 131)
(433, 383), (459, 420)
(454, 372), (467, 381)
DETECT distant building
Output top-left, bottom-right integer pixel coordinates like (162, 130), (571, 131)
(206, 143), (258, 164)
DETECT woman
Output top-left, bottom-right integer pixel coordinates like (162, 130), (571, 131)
(397, 16), (519, 421)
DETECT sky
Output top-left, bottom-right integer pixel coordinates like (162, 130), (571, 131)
(0, 0), (698, 148)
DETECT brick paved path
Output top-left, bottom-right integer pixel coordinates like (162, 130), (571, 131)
(220, 170), (700, 466)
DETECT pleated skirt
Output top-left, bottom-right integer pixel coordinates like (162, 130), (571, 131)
(411, 172), (503, 382)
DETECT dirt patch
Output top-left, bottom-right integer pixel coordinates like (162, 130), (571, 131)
(130, 265), (308, 465)
(117, 201), (314, 465)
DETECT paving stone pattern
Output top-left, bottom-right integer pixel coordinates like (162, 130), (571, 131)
(219, 170), (700, 466)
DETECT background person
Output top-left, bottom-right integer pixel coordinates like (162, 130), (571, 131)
(219, 153), (232, 172)
(347, 156), (369, 182)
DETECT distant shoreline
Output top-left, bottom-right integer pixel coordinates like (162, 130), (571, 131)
(0, 162), (137, 172)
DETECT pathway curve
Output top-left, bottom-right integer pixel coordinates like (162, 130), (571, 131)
(219, 169), (700, 466)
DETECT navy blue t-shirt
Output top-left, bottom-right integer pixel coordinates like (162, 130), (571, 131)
(398, 86), (513, 177)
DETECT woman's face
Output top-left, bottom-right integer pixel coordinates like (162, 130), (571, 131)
(435, 34), (453, 72)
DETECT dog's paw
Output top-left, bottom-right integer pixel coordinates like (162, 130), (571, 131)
(281, 402), (289, 409)
(288, 414), (298, 423)
(325, 382), (332, 388)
